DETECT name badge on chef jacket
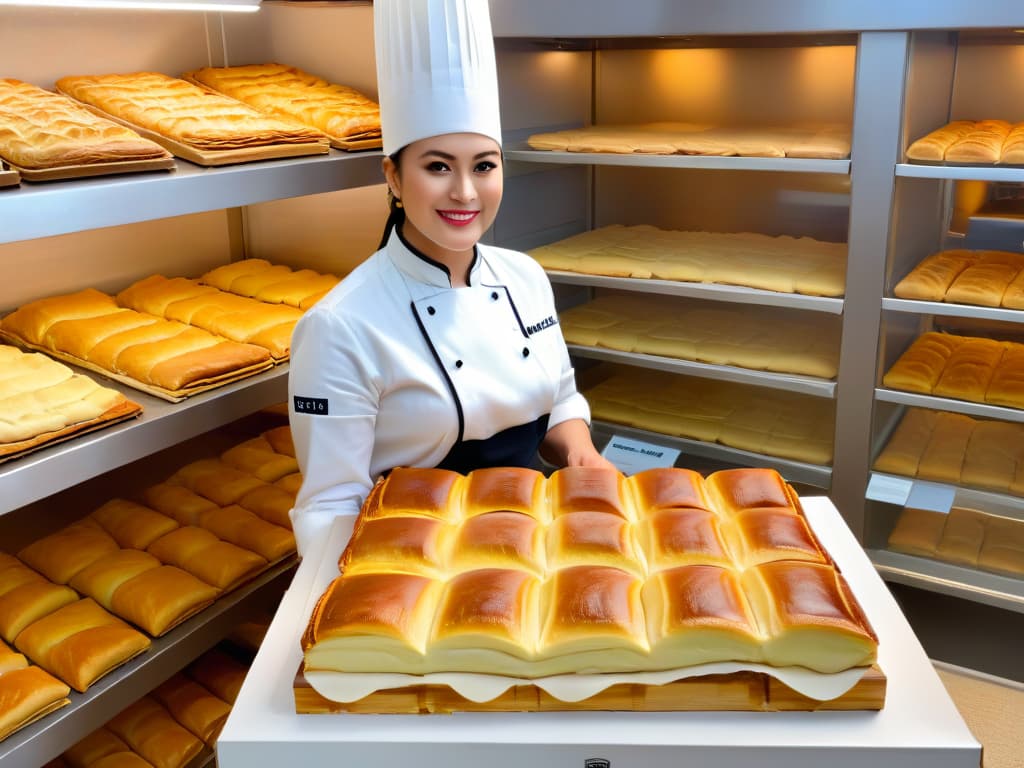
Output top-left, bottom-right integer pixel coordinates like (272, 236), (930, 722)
(602, 434), (681, 475)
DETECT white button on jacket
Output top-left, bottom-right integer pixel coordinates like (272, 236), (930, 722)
(287, 231), (590, 556)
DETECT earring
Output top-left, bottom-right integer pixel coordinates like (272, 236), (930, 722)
(387, 188), (403, 209)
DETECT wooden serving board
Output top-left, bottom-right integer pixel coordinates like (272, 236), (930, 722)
(57, 88), (329, 167)
(0, 160), (20, 187)
(0, 398), (142, 465)
(0, 331), (274, 403)
(294, 665), (886, 714)
(6, 155), (175, 182)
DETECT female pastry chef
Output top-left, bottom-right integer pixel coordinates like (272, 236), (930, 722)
(286, 0), (613, 556)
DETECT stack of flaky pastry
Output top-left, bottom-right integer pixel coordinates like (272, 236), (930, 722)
(303, 466), (877, 683)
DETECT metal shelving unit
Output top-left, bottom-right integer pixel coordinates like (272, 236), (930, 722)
(882, 297), (1024, 324)
(0, 558), (296, 768)
(590, 419), (833, 488)
(506, 148), (851, 175)
(895, 163), (1024, 182)
(547, 270), (846, 314)
(0, 364), (289, 517)
(866, 471), (1024, 522)
(874, 387), (1024, 424)
(869, 548), (1024, 615)
(0, 151), (383, 245)
(569, 345), (838, 397)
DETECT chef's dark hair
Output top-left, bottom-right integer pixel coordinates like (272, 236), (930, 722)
(378, 147), (406, 250)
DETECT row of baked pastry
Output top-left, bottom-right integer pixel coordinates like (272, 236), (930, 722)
(560, 293), (841, 379)
(583, 365), (835, 465)
(0, 639), (70, 743)
(907, 120), (1024, 165)
(46, 646), (251, 768)
(0, 426), (297, 698)
(1, 260), (339, 401)
(0, 65), (379, 177)
(882, 332), (1024, 409)
(893, 249), (1024, 308)
(888, 506), (1024, 578)
(529, 224), (848, 297)
(874, 408), (1024, 495)
(526, 123), (851, 159)
(343, 466), (828, 580)
(304, 467), (876, 678)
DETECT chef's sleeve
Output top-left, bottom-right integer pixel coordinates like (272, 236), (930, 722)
(288, 306), (379, 558)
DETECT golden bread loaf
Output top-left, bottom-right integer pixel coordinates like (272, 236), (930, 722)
(18, 520), (120, 584)
(57, 71), (326, 151)
(105, 696), (203, 768)
(905, 120), (975, 162)
(62, 726), (130, 768)
(0, 658), (71, 741)
(236, 484), (295, 529)
(186, 648), (248, 704)
(151, 673), (231, 745)
(0, 553), (78, 642)
(168, 458), (265, 506)
(945, 120), (1011, 164)
(887, 507), (947, 558)
(906, 119), (1024, 164)
(275, 472), (303, 496)
(13, 598), (150, 692)
(116, 275), (302, 360)
(221, 437), (299, 481)
(0, 344), (129, 444)
(0, 78), (170, 169)
(303, 466), (877, 677)
(199, 259), (340, 309)
(944, 252), (1024, 307)
(197, 505), (295, 562)
(261, 425), (295, 456)
(186, 62), (380, 142)
(1, 288), (273, 396)
(147, 526), (267, 592)
(892, 250), (978, 301)
(140, 483), (218, 526)
(978, 515), (1024, 575)
(89, 499), (179, 550)
(529, 225), (847, 297)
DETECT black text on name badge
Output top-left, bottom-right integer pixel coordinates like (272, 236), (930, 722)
(294, 396), (329, 415)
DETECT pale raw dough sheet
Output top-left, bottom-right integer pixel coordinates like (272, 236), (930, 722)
(527, 122), (851, 159)
(873, 407), (1024, 496)
(583, 365), (836, 465)
(529, 225), (847, 297)
(561, 294), (841, 379)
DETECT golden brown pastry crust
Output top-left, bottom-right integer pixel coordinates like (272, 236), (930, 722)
(57, 71), (326, 151)
(0, 664), (71, 741)
(0, 78), (170, 169)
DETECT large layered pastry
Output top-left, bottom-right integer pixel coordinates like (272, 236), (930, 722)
(0, 79), (171, 170)
(303, 466), (877, 680)
(906, 120), (1024, 165)
(56, 72), (326, 154)
(184, 63), (381, 146)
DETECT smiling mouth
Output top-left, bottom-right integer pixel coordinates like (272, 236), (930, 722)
(437, 210), (480, 226)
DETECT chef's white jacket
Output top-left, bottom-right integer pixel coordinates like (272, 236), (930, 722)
(287, 231), (590, 556)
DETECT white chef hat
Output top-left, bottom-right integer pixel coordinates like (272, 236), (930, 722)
(374, 0), (502, 157)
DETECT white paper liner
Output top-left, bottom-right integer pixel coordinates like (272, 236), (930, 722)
(305, 662), (871, 705)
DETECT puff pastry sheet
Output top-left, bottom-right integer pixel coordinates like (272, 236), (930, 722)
(199, 259), (341, 309)
(907, 119), (1024, 165)
(882, 331), (1024, 409)
(303, 466), (875, 679)
(528, 122), (850, 159)
(583, 365), (835, 465)
(560, 294), (841, 379)
(56, 72), (326, 152)
(529, 225), (847, 297)
(0, 79), (171, 170)
(893, 249), (1024, 307)
(185, 63), (380, 144)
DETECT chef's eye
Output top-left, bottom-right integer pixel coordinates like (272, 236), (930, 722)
(475, 161), (497, 173)
(426, 161), (450, 172)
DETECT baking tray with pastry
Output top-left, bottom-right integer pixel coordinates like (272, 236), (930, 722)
(0, 78), (176, 182)
(181, 63), (382, 152)
(55, 72), (330, 167)
(294, 466), (882, 714)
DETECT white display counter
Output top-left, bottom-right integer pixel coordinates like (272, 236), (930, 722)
(217, 498), (981, 768)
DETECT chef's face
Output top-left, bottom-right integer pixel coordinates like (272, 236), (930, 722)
(383, 132), (503, 262)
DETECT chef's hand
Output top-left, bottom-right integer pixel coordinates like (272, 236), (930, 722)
(540, 419), (617, 471)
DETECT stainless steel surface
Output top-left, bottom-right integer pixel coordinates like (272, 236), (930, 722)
(830, 32), (910, 536)
(882, 297), (1024, 324)
(870, 549), (1024, 615)
(868, 472), (1024, 523)
(590, 419), (832, 488)
(489, 0), (1024, 37)
(505, 149), (851, 175)
(0, 559), (295, 768)
(896, 163), (1024, 182)
(0, 365), (288, 516)
(0, 151), (383, 246)
(874, 387), (1024, 424)
(569, 345), (837, 398)
(547, 270), (845, 314)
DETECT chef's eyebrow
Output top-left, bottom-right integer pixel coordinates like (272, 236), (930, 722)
(419, 150), (501, 161)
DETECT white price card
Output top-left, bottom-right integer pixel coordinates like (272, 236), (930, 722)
(601, 434), (681, 475)
(865, 473), (913, 506)
(905, 480), (956, 514)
